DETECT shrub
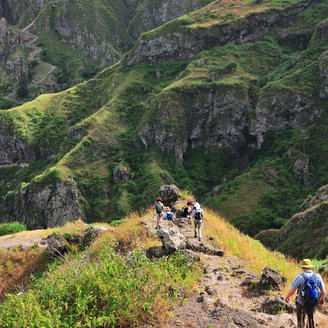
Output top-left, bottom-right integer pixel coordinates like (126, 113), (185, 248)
(0, 222), (26, 237)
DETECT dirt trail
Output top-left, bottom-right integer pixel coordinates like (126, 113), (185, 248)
(145, 208), (328, 328)
(0, 230), (49, 249)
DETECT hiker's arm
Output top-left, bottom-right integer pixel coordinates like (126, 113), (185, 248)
(284, 287), (296, 302)
(320, 288), (326, 304)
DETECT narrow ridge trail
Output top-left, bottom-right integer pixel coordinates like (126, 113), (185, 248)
(144, 203), (328, 328)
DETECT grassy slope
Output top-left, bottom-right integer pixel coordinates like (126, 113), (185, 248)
(0, 205), (326, 326)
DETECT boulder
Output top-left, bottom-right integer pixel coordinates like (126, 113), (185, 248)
(156, 225), (186, 254)
(257, 267), (286, 291)
(43, 233), (68, 257)
(113, 165), (130, 184)
(258, 296), (294, 314)
(288, 149), (309, 185)
(10, 179), (83, 229)
(82, 227), (102, 247)
(158, 184), (180, 206)
(146, 246), (165, 260)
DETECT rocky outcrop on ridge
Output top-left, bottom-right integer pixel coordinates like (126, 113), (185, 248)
(0, 179), (83, 229)
(258, 185), (328, 259)
(0, 124), (34, 165)
(126, 0), (314, 65)
(139, 85), (251, 159)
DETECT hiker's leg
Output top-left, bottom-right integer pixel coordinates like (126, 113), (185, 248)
(194, 220), (197, 237)
(296, 303), (305, 328)
(198, 221), (202, 240)
(307, 306), (315, 328)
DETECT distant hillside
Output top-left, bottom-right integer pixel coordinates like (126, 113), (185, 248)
(0, 0), (327, 258)
(0, 0), (213, 105)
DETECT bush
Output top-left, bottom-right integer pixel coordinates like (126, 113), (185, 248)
(0, 222), (26, 237)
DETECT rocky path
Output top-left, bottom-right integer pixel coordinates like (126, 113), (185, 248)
(145, 214), (328, 328)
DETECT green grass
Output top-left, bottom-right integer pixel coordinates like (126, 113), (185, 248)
(0, 222), (26, 237)
(0, 216), (201, 327)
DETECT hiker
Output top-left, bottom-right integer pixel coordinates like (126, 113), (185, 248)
(163, 208), (175, 221)
(154, 197), (164, 229)
(284, 259), (326, 328)
(181, 201), (193, 218)
(192, 203), (204, 241)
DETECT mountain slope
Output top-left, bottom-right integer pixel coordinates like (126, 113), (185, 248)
(0, 0), (213, 104)
(0, 0), (327, 259)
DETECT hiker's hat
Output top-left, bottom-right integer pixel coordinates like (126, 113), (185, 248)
(300, 259), (314, 269)
(194, 202), (200, 210)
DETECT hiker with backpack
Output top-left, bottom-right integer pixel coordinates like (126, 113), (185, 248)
(284, 259), (326, 328)
(163, 208), (175, 222)
(192, 202), (204, 241)
(181, 201), (193, 219)
(154, 197), (164, 229)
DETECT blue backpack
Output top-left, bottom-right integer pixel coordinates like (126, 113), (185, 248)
(166, 212), (174, 221)
(301, 273), (320, 306)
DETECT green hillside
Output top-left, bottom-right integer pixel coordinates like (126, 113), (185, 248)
(0, 0), (327, 257)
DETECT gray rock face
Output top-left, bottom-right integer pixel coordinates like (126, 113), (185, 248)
(140, 86), (250, 159)
(158, 184), (180, 206)
(127, 1), (312, 65)
(250, 89), (319, 148)
(0, 0), (45, 25)
(12, 179), (82, 229)
(157, 225), (187, 254)
(0, 18), (20, 64)
(128, 0), (213, 39)
(0, 124), (34, 165)
(299, 185), (328, 212)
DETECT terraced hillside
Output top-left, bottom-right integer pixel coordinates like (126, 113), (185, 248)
(0, 0), (327, 258)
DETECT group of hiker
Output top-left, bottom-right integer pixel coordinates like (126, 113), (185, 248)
(154, 197), (204, 241)
(154, 197), (327, 327)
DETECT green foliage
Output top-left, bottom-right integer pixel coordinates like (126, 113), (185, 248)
(0, 98), (17, 110)
(0, 247), (200, 327)
(0, 222), (26, 237)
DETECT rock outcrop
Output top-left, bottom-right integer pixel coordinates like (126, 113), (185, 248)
(158, 184), (180, 206)
(6, 180), (83, 229)
(113, 165), (130, 184)
(126, 0), (313, 65)
(257, 267), (287, 291)
(266, 185), (328, 259)
(140, 85), (251, 159)
(157, 225), (186, 254)
(0, 124), (34, 165)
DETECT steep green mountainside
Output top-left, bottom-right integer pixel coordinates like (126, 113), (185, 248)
(0, 0), (213, 106)
(0, 0), (327, 258)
